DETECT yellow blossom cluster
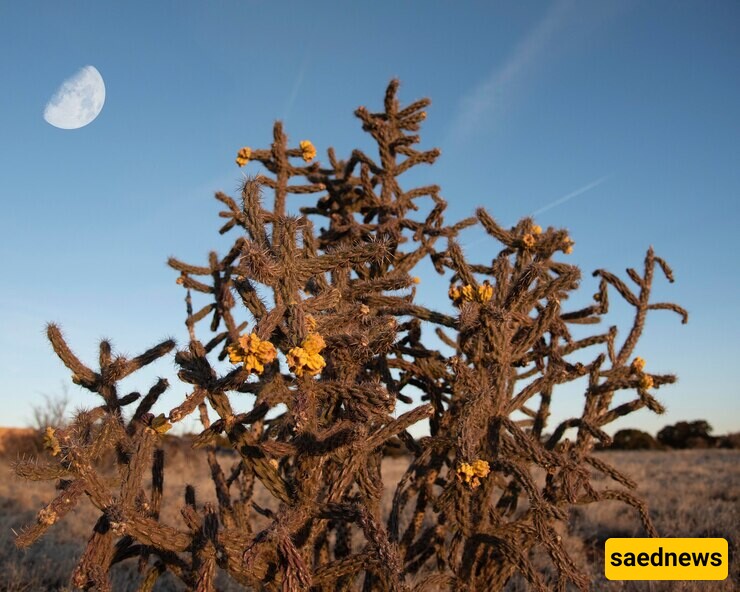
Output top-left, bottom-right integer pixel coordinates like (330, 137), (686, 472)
(522, 233), (537, 249)
(288, 332), (326, 377)
(300, 140), (316, 162)
(227, 332), (277, 375)
(639, 374), (654, 390)
(43, 427), (61, 456)
(235, 147), (251, 167)
(456, 459), (490, 488)
(448, 281), (493, 306)
(630, 357), (653, 390)
(563, 237), (574, 255)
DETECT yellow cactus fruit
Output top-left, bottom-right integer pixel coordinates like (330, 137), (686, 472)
(631, 357), (646, 373)
(639, 374), (654, 390)
(235, 147), (251, 167)
(299, 140), (316, 162)
(477, 282), (493, 303)
(456, 459), (490, 488)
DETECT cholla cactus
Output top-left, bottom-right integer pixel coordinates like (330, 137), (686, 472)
(13, 80), (687, 591)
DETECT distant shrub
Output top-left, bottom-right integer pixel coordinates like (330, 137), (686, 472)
(658, 420), (714, 449)
(717, 432), (740, 449)
(30, 389), (70, 432)
(610, 429), (663, 450)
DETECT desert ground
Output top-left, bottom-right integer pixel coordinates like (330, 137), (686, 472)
(0, 432), (737, 591)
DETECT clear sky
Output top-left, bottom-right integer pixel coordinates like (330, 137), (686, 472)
(1, 1), (738, 437)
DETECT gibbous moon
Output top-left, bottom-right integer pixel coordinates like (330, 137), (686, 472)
(43, 66), (106, 129)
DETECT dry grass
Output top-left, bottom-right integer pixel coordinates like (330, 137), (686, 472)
(1, 449), (736, 591)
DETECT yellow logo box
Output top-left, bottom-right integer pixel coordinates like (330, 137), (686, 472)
(605, 538), (728, 580)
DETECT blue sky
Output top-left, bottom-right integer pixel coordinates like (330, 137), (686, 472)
(1, 1), (738, 437)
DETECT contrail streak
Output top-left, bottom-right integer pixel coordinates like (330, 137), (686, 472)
(283, 56), (309, 123)
(459, 174), (611, 250)
(529, 174), (611, 217)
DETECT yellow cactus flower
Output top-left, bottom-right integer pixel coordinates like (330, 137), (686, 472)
(477, 282), (493, 303)
(639, 374), (654, 390)
(522, 233), (536, 249)
(631, 357), (646, 373)
(287, 346), (309, 371)
(456, 459), (490, 489)
(412, 276), (421, 284)
(471, 459), (490, 478)
(450, 283), (492, 306)
(235, 147), (251, 167)
(245, 354), (267, 375)
(304, 352), (326, 374)
(288, 346), (326, 377)
(302, 332), (326, 355)
(532, 224), (542, 235)
(299, 140), (316, 162)
(43, 426), (61, 456)
(240, 333), (277, 363)
(227, 332), (277, 375)
(457, 462), (474, 479)
(227, 344), (242, 364)
(288, 332), (326, 376)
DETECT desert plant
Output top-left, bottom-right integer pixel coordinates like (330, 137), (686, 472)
(608, 429), (663, 451)
(718, 432), (740, 449)
(31, 387), (71, 431)
(657, 421), (714, 449)
(12, 80), (688, 591)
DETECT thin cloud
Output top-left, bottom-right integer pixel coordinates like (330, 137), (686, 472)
(448, 0), (574, 144)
